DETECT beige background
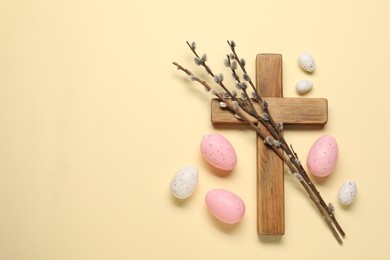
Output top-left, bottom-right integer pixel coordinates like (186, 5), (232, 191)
(0, 0), (389, 259)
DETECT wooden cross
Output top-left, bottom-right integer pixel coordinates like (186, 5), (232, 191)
(210, 54), (328, 235)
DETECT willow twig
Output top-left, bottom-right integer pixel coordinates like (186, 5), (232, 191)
(172, 41), (345, 244)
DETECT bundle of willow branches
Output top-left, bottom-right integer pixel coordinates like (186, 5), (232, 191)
(172, 41), (345, 244)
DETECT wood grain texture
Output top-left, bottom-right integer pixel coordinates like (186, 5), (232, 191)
(210, 54), (328, 236)
(211, 97), (328, 125)
(256, 54), (285, 235)
(257, 124), (284, 235)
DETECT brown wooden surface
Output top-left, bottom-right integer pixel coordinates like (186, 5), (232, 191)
(210, 54), (328, 236)
(257, 123), (284, 235)
(256, 54), (285, 235)
(211, 97), (328, 125)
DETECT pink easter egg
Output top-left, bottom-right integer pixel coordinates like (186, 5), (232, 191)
(307, 135), (339, 177)
(200, 133), (237, 171)
(205, 189), (245, 224)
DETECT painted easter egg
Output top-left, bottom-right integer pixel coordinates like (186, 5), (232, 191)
(295, 80), (313, 94)
(338, 180), (357, 206)
(170, 165), (199, 199)
(205, 189), (245, 224)
(306, 135), (339, 177)
(200, 133), (237, 171)
(298, 52), (316, 73)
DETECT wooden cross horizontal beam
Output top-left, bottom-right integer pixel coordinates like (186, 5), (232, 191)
(211, 97), (328, 126)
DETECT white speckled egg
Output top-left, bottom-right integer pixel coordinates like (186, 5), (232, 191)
(338, 180), (357, 205)
(298, 52), (316, 73)
(295, 80), (313, 94)
(200, 133), (237, 171)
(170, 165), (199, 199)
(205, 189), (245, 224)
(307, 135), (338, 177)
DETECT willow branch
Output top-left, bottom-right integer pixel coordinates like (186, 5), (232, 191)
(172, 41), (345, 244)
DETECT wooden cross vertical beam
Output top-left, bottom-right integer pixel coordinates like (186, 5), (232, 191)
(210, 54), (328, 235)
(256, 54), (284, 235)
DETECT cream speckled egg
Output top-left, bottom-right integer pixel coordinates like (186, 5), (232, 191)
(295, 80), (313, 94)
(298, 52), (316, 73)
(205, 189), (245, 224)
(338, 180), (357, 205)
(170, 165), (199, 199)
(200, 133), (237, 171)
(307, 135), (338, 177)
